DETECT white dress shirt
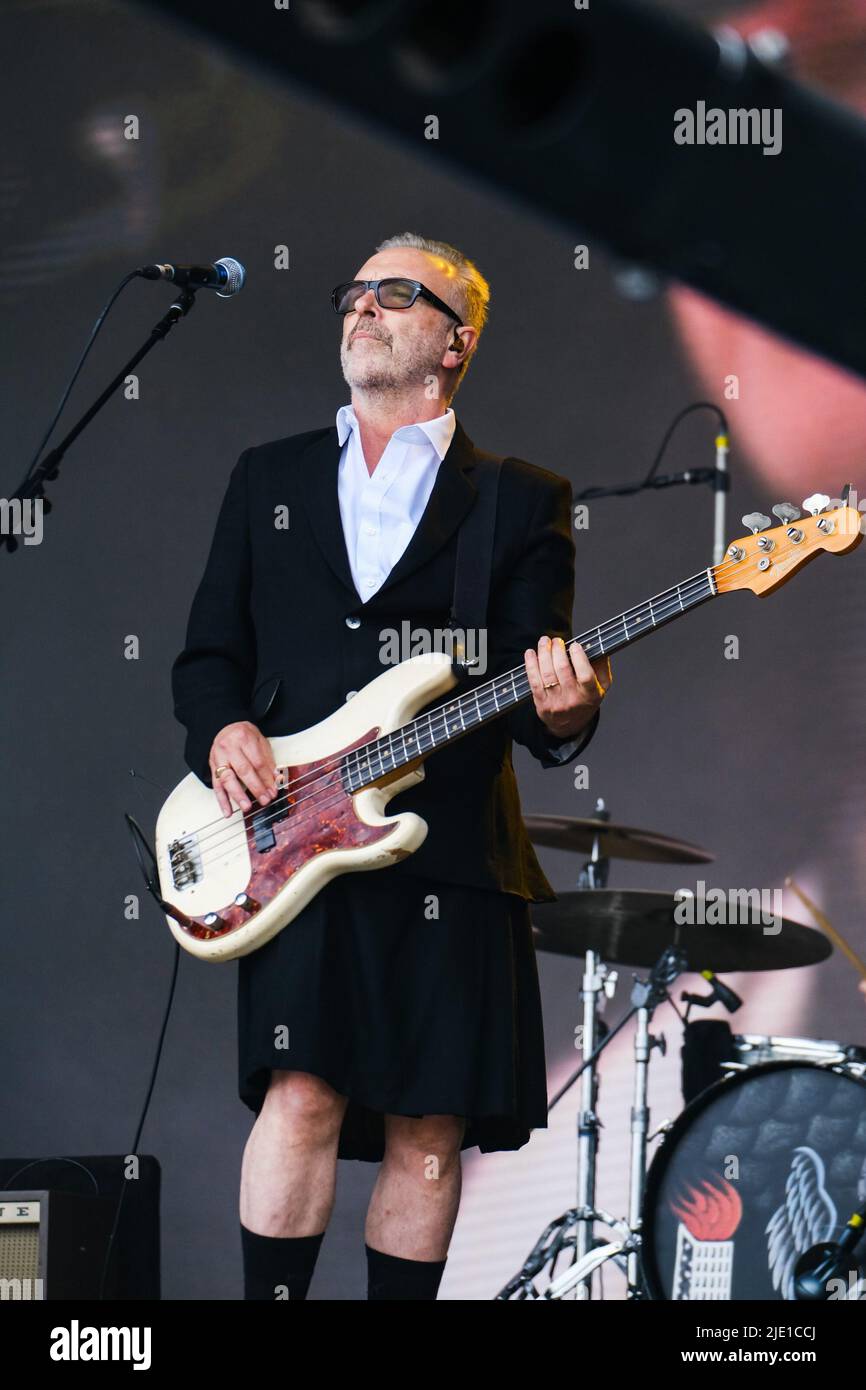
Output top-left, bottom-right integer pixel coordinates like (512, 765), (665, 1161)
(335, 401), (581, 764)
(336, 402), (456, 601)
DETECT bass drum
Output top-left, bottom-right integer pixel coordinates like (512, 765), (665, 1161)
(641, 1061), (866, 1300)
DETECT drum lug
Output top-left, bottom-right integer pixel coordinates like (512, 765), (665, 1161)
(649, 1119), (675, 1144)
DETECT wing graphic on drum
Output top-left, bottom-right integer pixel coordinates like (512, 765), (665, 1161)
(766, 1147), (837, 1299)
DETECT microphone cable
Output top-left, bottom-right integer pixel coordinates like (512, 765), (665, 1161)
(20, 270), (140, 490)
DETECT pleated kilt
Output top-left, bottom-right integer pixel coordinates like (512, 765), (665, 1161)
(237, 868), (549, 1161)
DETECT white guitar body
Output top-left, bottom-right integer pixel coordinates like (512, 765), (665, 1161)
(156, 650), (457, 961)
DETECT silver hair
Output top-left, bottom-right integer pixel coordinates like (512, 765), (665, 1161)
(375, 232), (490, 396)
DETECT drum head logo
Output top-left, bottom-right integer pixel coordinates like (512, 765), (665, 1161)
(670, 1177), (742, 1299)
(648, 1063), (866, 1300)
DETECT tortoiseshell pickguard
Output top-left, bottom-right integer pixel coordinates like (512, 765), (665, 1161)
(178, 727), (403, 942)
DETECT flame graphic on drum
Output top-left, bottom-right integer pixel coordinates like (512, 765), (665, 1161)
(669, 1178), (742, 1299)
(671, 1178), (743, 1241)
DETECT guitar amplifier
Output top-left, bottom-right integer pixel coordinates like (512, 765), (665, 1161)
(0, 1190), (116, 1299)
(0, 1155), (161, 1300)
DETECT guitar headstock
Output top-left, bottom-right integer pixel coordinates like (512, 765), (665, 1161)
(714, 494), (863, 596)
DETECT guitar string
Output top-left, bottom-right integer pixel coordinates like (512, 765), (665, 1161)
(170, 564), (724, 866)
(174, 526), (830, 894)
(174, 543), (804, 874)
(172, 560), (754, 874)
(175, 519), (838, 873)
(171, 517), (838, 864)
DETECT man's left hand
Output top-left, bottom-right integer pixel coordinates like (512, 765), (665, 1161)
(524, 635), (612, 739)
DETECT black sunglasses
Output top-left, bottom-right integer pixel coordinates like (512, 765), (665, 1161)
(331, 277), (463, 327)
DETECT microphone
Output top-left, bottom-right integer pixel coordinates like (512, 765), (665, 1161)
(793, 1208), (866, 1300)
(646, 468), (719, 489)
(137, 258), (246, 298)
(701, 970), (742, 1013)
(682, 970), (743, 1013)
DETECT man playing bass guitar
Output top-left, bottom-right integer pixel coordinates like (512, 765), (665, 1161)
(172, 233), (610, 1301)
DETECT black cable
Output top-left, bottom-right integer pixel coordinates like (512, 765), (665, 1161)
(3, 1156), (100, 1195)
(97, 939), (180, 1300)
(125, 812), (161, 897)
(576, 400), (730, 501)
(641, 401), (729, 486)
(20, 270), (140, 487)
(94, 814), (182, 1300)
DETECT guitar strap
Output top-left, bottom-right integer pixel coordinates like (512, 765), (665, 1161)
(447, 452), (502, 674)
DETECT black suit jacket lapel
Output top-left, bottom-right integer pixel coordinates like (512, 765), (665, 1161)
(297, 418), (479, 608)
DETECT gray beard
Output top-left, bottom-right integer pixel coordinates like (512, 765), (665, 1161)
(340, 336), (446, 397)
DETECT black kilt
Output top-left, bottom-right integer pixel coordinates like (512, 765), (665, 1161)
(237, 870), (549, 1162)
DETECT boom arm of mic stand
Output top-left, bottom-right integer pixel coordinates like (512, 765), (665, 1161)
(575, 468), (722, 501)
(3, 288), (199, 552)
(548, 947), (686, 1112)
(547, 1005), (637, 1112)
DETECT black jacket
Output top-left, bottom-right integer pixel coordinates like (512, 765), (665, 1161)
(171, 419), (598, 902)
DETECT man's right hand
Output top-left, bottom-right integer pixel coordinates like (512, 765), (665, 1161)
(209, 721), (278, 818)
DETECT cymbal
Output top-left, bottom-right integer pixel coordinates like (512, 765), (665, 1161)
(524, 815), (713, 865)
(531, 890), (832, 971)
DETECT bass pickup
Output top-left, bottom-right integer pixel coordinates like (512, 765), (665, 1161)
(251, 786), (290, 853)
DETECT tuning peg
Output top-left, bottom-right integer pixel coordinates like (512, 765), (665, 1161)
(741, 511), (772, 534)
(772, 502), (801, 525)
(802, 493), (830, 516)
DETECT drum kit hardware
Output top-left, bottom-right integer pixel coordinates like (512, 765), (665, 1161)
(497, 800), (866, 1301)
(523, 813), (713, 868)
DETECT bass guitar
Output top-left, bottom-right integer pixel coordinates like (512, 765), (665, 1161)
(155, 493), (861, 961)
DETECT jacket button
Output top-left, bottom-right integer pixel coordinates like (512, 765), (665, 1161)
(345, 614), (361, 629)
(345, 690), (358, 701)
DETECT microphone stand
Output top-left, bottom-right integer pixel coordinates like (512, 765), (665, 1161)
(574, 404), (730, 562)
(498, 946), (686, 1300)
(2, 286), (198, 551)
(713, 432), (729, 565)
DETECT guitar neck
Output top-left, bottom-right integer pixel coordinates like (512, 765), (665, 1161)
(344, 566), (717, 789)
(571, 566), (717, 663)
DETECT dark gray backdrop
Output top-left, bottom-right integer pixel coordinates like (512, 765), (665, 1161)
(3, 0), (864, 1299)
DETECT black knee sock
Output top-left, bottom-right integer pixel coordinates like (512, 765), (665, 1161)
(365, 1243), (447, 1301)
(240, 1224), (325, 1301)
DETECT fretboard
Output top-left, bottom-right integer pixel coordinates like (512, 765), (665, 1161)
(343, 567), (717, 792)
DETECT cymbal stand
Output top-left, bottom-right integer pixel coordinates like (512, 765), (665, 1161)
(624, 952), (682, 1293)
(574, 798), (612, 1299)
(497, 945), (686, 1299)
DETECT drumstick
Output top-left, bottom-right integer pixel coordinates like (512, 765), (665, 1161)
(785, 876), (866, 980)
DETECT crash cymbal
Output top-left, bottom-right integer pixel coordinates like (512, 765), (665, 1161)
(531, 890), (832, 971)
(524, 815), (713, 865)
